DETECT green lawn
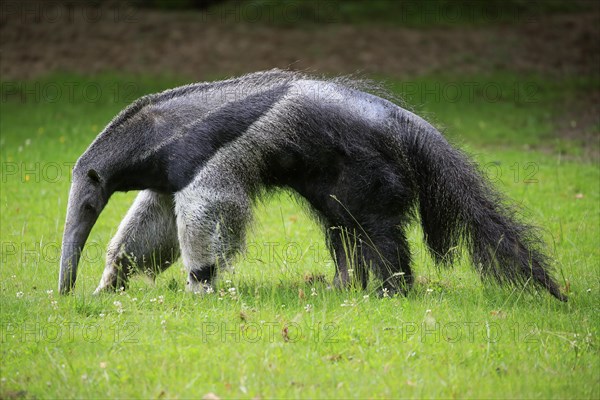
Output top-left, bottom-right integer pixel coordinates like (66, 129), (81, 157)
(1, 73), (598, 398)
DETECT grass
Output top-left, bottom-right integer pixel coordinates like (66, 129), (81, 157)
(0, 72), (598, 399)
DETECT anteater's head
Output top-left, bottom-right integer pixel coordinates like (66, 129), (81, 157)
(58, 161), (110, 294)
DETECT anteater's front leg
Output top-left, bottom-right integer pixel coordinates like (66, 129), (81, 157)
(94, 190), (180, 293)
(174, 173), (251, 294)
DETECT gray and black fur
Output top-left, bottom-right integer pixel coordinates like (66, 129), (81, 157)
(58, 69), (566, 301)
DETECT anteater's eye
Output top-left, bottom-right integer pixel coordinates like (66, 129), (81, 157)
(84, 203), (96, 213)
(87, 169), (101, 184)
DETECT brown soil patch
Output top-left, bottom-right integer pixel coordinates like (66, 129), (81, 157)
(1, 3), (598, 80)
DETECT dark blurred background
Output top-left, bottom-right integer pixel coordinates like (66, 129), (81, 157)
(1, 0), (598, 80)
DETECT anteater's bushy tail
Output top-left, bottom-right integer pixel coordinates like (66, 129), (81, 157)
(402, 120), (566, 301)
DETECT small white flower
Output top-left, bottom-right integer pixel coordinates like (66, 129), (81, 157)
(341, 299), (357, 307)
(25, 139), (31, 146)
(363, 294), (369, 299)
(205, 286), (214, 294)
(304, 304), (313, 313)
(158, 295), (164, 304)
(426, 288), (434, 294)
(131, 297), (138, 302)
(113, 301), (123, 314)
(228, 287), (238, 299)
(310, 288), (318, 297)
(382, 288), (390, 298)
(46, 289), (54, 296)
(16, 291), (24, 298)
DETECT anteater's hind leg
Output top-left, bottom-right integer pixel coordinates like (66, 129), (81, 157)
(361, 224), (413, 296)
(174, 170), (251, 294)
(329, 219), (412, 295)
(328, 227), (369, 290)
(94, 190), (180, 293)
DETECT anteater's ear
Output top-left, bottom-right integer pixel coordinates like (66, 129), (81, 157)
(87, 169), (101, 184)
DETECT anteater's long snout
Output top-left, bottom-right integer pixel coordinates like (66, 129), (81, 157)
(58, 176), (105, 294)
